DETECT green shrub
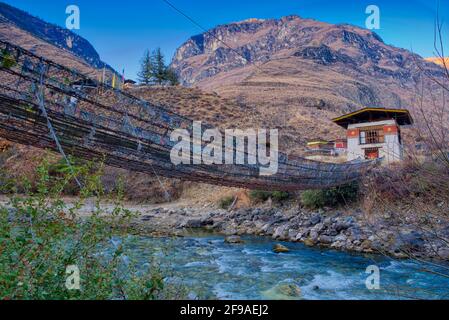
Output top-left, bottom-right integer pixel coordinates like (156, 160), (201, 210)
(218, 196), (235, 209)
(271, 191), (290, 202)
(249, 190), (290, 203)
(249, 190), (272, 202)
(1, 49), (17, 69)
(301, 182), (359, 209)
(0, 157), (184, 300)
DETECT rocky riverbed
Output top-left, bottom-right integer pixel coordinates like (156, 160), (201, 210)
(130, 204), (449, 262)
(3, 195), (443, 262)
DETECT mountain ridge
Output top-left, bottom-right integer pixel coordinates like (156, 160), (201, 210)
(170, 15), (448, 148)
(0, 2), (116, 74)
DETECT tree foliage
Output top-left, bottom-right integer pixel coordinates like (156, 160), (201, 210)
(137, 48), (179, 86)
(0, 157), (185, 300)
(301, 182), (359, 209)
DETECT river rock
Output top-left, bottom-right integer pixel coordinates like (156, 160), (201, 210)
(394, 231), (425, 252)
(437, 248), (449, 261)
(347, 226), (363, 241)
(323, 217), (333, 226)
(309, 230), (320, 242)
(273, 244), (290, 253)
(141, 215), (153, 222)
(326, 228), (339, 237)
(293, 232), (305, 242)
(277, 283), (301, 297)
(182, 219), (203, 228)
(312, 223), (325, 233)
(260, 223), (272, 233)
(303, 238), (315, 246)
(330, 241), (344, 249)
(318, 235), (333, 245)
(225, 236), (244, 244)
(361, 240), (373, 250)
(272, 225), (289, 240)
(309, 214), (322, 226)
(334, 234), (347, 242)
(287, 229), (298, 240)
(262, 283), (302, 300)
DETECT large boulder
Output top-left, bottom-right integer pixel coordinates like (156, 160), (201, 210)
(318, 235), (333, 245)
(394, 231), (425, 252)
(273, 244), (290, 253)
(303, 238), (315, 246)
(272, 225), (289, 240)
(335, 218), (353, 232)
(261, 283), (302, 300)
(224, 235), (244, 244)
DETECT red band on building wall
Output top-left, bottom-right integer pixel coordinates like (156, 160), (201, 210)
(383, 125), (398, 135)
(347, 129), (359, 138)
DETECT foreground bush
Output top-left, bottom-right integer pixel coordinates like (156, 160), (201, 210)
(0, 157), (183, 300)
(301, 182), (359, 209)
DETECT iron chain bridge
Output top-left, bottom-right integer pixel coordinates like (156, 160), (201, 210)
(0, 40), (376, 191)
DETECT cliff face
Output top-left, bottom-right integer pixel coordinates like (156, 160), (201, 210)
(0, 2), (115, 74)
(171, 15), (447, 147)
(172, 15), (443, 88)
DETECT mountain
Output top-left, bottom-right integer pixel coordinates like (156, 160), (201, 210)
(171, 16), (448, 147)
(0, 3), (263, 200)
(0, 2), (115, 76)
(426, 57), (449, 67)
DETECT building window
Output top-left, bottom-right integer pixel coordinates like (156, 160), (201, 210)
(364, 148), (380, 159)
(359, 127), (385, 145)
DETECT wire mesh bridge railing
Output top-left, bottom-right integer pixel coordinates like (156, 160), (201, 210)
(0, 40), (376, 191)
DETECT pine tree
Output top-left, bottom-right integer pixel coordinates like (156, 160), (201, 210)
(137, 48), (179, 86)
(165, 67), (179, 86)
(152, 48), (166, 85)
(137, 50), (153, 85)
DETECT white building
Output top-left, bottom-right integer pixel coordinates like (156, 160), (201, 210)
(332, 108), (413, 163)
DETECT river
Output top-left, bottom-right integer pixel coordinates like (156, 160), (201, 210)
(109, 233), (449, 300)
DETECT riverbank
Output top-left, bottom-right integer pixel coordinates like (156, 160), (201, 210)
(122, 201), (449, 262)
(1, 195), (447, 261)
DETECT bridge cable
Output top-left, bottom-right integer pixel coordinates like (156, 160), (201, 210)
(35, 61), (83, 189)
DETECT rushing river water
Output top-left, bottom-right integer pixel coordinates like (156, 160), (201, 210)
(112, 233), (449, 300)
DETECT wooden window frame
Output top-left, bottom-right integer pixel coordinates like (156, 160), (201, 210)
(359, 126), (385, 145)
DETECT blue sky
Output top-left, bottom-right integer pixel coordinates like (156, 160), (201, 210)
(4, 0), (449, 80)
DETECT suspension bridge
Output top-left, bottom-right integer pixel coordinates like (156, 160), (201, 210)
(0, 40), (376, 191)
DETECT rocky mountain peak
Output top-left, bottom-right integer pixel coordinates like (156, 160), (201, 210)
(0, 2), (114, 72)
(170, 15), (410, 87)
(169, 15), (447, 147)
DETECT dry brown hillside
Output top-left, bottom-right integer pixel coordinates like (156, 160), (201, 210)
(0, 22), (106, 80)
(172, 15), (449, 150)
(0, 5), (247, 202)
(0, 83), (254, 202)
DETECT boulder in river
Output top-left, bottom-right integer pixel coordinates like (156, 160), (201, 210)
(303, 238), (315, 246)
(273, 244), (290, 253)
(262, 283), (302, 300)
(225, 236), (244, 244)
